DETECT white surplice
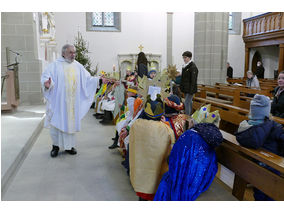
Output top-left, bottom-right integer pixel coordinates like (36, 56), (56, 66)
(41, 57), (99, 149)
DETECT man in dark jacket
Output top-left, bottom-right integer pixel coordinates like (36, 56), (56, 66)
(226, 62), (233, 78)
(255, 61), (265, 79)
(180, 51), (198, 115)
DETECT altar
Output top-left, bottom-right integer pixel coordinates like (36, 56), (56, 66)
(118, 51), (162, 77)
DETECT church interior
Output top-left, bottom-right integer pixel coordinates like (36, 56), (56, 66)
(1, 4), (284, 209)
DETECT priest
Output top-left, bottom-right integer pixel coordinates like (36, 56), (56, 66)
(41, 44), (100, 157)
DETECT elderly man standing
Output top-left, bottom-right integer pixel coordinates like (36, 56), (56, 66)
(41, 44), (100, 157)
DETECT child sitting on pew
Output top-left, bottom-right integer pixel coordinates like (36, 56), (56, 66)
(129, 94), (175, 201)
(235, 94), (284, 201)
(154, 105), (223, 201)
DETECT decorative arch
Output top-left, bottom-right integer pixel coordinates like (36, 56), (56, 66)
(251, 51), (262, 74)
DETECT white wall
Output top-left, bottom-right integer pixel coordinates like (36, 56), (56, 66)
(172, 12), (195, 71)
(227, 12), (264, 77)
(55, 12), (272, 77)
(54, 12), (167, 73)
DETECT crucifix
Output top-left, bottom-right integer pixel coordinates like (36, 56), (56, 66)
(138, 44), (144, 52)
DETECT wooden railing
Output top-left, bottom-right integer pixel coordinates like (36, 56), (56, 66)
(243, 12), (284, 39)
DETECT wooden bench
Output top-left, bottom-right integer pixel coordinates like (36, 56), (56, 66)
(227, 78), (246, 84)
(214, 84), (273, 97)
(216, 130), (284, 200)
(197, 85), (241, 106)
(192, 96), (284, 133)
(215, 82), (275, 96)
(192, 95), (284, 200)
(198, 85), (251, 110)
(214, 83), (274, 109)
(197, 84), (275, 110)
(193, 96), (248, 133)
(227, 78), (277, 85)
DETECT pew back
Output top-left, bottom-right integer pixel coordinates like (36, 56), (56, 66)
(216, 130), (284, 200)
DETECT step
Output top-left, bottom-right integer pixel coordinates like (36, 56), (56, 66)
(1, 105), (45, 196)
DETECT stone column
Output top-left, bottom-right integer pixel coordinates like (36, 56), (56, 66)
(1, 12), (43, 105)
(167, 12), (173, 66)
(194, 12), (229, 85)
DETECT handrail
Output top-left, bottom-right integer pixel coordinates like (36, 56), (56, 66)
(243, 12), (284, 39)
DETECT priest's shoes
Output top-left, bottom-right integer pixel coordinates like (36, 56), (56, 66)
(50, 145), (59, 158)
(65, 147), (77, 155)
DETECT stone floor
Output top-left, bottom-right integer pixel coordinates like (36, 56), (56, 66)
(2, 110), (138, 201)
(2, 109), (236, 201)
(1, 105), (45, 194)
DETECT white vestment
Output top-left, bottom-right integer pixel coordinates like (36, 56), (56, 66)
(101, 92), (115, 111)
(115, 97), (135, 134)
(41, 57), (99, 149)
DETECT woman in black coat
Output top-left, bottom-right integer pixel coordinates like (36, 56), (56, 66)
(271, 71), (284, 118)
(255, 61), (265, 79)
(136, 52), (148, 78)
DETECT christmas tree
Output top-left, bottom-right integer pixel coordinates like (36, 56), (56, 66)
(74, 31), (97, 76)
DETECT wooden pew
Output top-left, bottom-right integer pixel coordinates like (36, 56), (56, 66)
(197, 85), (240, 106)
(214, 83), (273, 97)
(227, 78), (278, 91)
(216, 130), (284, 200)
(213, 83), (274, 109)
(227, 78), (246, 84)
(215, 82), (275, 96)
(192, 96), (284, 133)
(193, 96), (248, 133)
(193, 89), (284, 200)
(197, 84), (275, 110)
(197, 85), (249, 110)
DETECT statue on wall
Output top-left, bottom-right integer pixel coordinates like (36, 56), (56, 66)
(38, 12), (57, 62)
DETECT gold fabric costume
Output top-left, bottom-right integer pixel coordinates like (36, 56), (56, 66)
(129, 119), (175, 194)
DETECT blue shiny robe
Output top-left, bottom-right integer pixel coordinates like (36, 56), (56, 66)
(154, 129), (218, 201)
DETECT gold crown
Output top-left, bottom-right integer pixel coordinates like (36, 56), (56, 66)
(100, 71), (106, 75)
(144, 94), (165, 119)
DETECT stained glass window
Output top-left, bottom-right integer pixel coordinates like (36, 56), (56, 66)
(93, 12), (103, 26)
(87, 12), (120, 32)
(92, 12), (114, 27)
(104, 12), (114, 26)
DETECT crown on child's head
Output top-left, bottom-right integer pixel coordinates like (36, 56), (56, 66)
(144, 94), (165, 120)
